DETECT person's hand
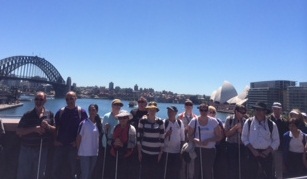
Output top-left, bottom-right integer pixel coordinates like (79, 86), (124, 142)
(261, 148), (272, 158)
(35, 125), (45, 135)
(158, 152), (163, 162)
(105, 123), (110, 132)
(251, 148), (261, 157)
(138, 152), (142, 162)
(165, 129), (172, 138)
(114, 138), (123, 147)
(41, 120), (49, 130)
(193, 138), (202, 146)
(235, 123), (242, 133)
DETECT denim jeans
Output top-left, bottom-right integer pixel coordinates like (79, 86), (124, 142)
(17, 145), (48, 179)
(79, 156), (97, 179)
(52, 145), (78, 179)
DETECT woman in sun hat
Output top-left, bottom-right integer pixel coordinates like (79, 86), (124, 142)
(109, 110), (136, 179)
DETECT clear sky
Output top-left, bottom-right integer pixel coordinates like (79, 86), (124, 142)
(1, 0), (306, 96)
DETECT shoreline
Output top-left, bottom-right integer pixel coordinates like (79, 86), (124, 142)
(0, 103), (23, 111)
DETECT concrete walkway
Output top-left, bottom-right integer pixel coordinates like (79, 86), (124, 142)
(0, 103), (23, 111)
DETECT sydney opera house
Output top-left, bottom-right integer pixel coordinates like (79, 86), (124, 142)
(210, 81), (249, 113)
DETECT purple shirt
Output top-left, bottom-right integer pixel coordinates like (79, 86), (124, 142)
(55, 106), (88, 145)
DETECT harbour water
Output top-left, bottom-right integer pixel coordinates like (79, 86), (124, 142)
(0, 98), (231, 122)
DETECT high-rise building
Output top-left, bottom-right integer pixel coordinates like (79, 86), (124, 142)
(109, 82), (114, 91)
(286, 84), (307, 112)
(134, 84), (138, 91)
(247, 80), (296, 110)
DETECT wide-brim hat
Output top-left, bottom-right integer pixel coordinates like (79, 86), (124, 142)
(145, 102), (159, 112)
(112, 99), (123, 107)
(185, 99), (193, 105)
(115, 111), (133, 120)
(252, 101), (271, 114)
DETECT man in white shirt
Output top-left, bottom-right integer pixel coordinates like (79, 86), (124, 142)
(241, 101), (280, 179)
(163, 106), (185, 179)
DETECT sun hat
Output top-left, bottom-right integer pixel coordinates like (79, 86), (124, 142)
(290, 109), (299, 115)
(167, 106), (178, 112)
(115, 110), (133, 120)
(112, 99), (123, 107)
(185, 99), (193, 105)
(272, 102), (282, 109)
(145, 101), (159, 112)
(252, 101), (271, 114)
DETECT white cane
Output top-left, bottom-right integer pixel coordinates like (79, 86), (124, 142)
(238, 132), (241, 179)
(198, 126), (203, 179)
(102, 124), (109, 179)
(115, 150), (119, 179)
(36, 137), (43, 179)
(164, 152), (168, 179)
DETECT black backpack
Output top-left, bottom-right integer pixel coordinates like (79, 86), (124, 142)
(165, 119), (182, 129)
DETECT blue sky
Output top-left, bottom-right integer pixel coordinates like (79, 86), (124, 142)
(1, 0), (306, 96)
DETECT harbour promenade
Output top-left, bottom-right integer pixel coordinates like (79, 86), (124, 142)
(0, 103), (23, 111)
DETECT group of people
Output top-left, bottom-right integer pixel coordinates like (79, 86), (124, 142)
(15, 90), (307, 179)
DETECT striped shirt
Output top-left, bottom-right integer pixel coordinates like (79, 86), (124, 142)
(137, 117), (164, 155)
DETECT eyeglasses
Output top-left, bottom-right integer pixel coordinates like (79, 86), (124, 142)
(185, 103), (193, 106)
(118, 116), (129, 120)
(199, 109), (208, 112)
(66, 97), (75, 101)
(237, 110), (246, 114)
(113, 103), (122, 107)
(138, 101), (146, 103)
(255, 108), (265, 112)
(209, 111), (216, 114)
(35, 98), (44, 101)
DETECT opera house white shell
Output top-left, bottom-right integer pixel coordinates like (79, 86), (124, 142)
(210, 81), (248, 104)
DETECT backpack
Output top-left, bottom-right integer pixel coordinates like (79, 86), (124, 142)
(59, 106), (82, 119)
(247, 117), (273, 135)
(165, 119), (182, 129)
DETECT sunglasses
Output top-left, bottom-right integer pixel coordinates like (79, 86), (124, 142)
(113, 103), (122, 107)
(209, 111), (216, 114)
(118, 116), (129, 120)
(199, 109), (208, 112)
(238, 110), (246, 114)
(35, 98), (44, 101)
(255, 108), (265, 112)
(66, 97), (75, 101)
(185, 103), (193, 106)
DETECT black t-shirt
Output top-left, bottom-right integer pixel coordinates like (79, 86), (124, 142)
(18, 108), (54, 147)
(130, 109), (148, 132)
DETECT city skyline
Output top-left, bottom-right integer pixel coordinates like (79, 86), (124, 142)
(1, 1), (306, 95)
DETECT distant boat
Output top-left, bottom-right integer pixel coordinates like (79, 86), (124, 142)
(18, 94), (33, 101)
(128, 100), (138, 108)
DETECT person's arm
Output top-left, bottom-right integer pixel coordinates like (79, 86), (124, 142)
(16, 126), (45, 136)
(16, 114), (45, 137)
(270, 123), (280, 151)
(76, 134), (81, 149)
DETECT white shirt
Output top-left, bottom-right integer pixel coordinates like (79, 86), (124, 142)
(241, 117), (280, 150)
(289, 130), (306, 153)
(78, 119), (99, 156)
(189, 117), (219, 149)
(164, 119), (185, 153)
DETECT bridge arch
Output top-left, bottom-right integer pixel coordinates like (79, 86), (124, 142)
(0, 56), (68, 97)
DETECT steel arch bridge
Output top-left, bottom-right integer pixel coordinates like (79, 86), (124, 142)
(0, 56), (68, 97)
